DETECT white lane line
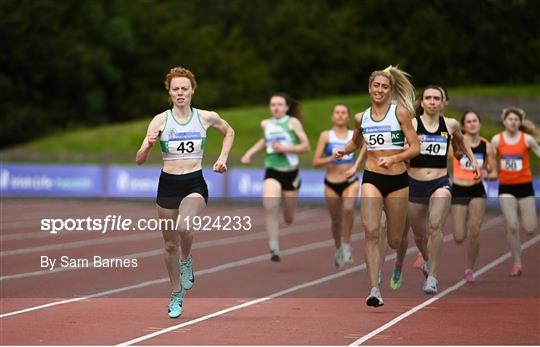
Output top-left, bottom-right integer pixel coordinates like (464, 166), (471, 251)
(1, 233), (157, 257)
(0, 205), (308, 240)
(0, 205), (270, 241)
(349, 233), (540, 346)
(115, 217), (504, 346)
(0, 216), (328, 281)
(0, 225), (357, 318)
(0, 209), (316, 255)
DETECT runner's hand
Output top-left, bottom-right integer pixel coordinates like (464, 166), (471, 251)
(213, 159), (227, 173)
(471, 160), (481, 180)
(344, 166), (357, 178)
(334, 149), (345, 160)
(377, 156), (395, 168)
(147, 131), (159, 145)
(240, 154), (251, 164)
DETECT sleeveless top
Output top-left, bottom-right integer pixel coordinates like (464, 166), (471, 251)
(264, 116), (300, 169)
(410, 116), (451, 168)
(324, 129), (355, 165)
(497, 132), (532, 185)
(360, 104), (405, 151)
(159, 108), (206, 161)
(453, 137), (488, 181)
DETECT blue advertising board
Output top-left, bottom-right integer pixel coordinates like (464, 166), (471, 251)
(0, 163), (104, 197)
(1, 163), (538, 206)
(106, 166), (225, 198)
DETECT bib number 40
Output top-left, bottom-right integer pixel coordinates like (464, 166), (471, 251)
(424, 143), (441, 154)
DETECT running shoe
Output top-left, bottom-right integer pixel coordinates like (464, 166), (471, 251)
(421, 261), (430, 278)
(366, 287), (384, 307)
(378, 270), (384, 285)
(180, 256), (195, 290)
(390, 268), (403, 290)
(334, 247), (344, 268)
(413, 252), (425, 269)
(423, 275), (438, 294)
(341, 243), (354, 264)
(270, 249), (281, 262)
(509, 264), (522, 277)
(464, 270), (475, 283)
(168, 290), (185, 318)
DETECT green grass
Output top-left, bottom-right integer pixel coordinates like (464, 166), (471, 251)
(449, 84), (540, 97)
(3, 85), (539, 169)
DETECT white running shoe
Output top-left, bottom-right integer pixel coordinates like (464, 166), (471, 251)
(334, 246), (344, 268)
(421, 261), (430, 278)
(341, 243), (354, 264)
(423, 275), (438, 294)
(366, 287), (384, 307)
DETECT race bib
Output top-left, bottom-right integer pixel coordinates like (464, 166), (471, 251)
(266, 135), (287, 154)
(459, 154), (484, 171)
(501, 155), (523, 171)
(419, 135), (447, 156)
(168, 139), (203, 155)
(332, 147), (354, 162)
(362, 126), (404, 149)
(326, 143), (353, 162)
(166, 132), (204, 156)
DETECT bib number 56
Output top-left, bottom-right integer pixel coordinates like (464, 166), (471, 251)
(368, 134), (385, 146)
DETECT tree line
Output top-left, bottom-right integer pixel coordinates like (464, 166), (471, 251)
(1, 0), (539, 148)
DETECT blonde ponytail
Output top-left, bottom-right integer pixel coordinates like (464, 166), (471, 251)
(369, 66), (415, 118)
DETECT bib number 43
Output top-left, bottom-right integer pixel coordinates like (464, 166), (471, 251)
(177, 141), (195, 153)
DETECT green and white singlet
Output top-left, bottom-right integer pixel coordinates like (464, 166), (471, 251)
(264, 116), (300, 169)
(159, 108), (206, 160)
(360, 104), (405, 151)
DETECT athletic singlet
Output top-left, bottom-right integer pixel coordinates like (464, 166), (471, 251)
(410, 116), (451, 168)
(264, 116), (300, 169)
(497, 132), (532, 185)
(159, 108), (206, 161)
(360, 104), (405, 151)
(324, 129), (355, 165)
(453, 137), (488, 181)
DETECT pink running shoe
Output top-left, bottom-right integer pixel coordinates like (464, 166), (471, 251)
(509, 265), (522, 277)
(413, 253), (424, 269)
(464, 270), (475, 283)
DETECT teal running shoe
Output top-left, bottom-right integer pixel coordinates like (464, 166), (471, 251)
(168, 289), (185, 318)
(390, 268), (403, 290)
(180, 256), (195, 290)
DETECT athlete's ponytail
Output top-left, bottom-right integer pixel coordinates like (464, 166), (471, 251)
(369, 66), (415, 118)
(502, 106), (540, 141)
(272, 92), (302, 122)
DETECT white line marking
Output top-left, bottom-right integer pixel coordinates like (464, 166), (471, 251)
(349, 233), (540, 345)
(115, 217), (505, 346)
(0, 226), (356, 318)
(0, 209), (317, 255)
(0, 217), (328, 281)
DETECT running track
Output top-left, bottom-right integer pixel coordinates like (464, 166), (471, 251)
(1, 198), (538, 345)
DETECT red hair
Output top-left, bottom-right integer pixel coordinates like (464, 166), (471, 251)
(164, 67), (197, 91)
